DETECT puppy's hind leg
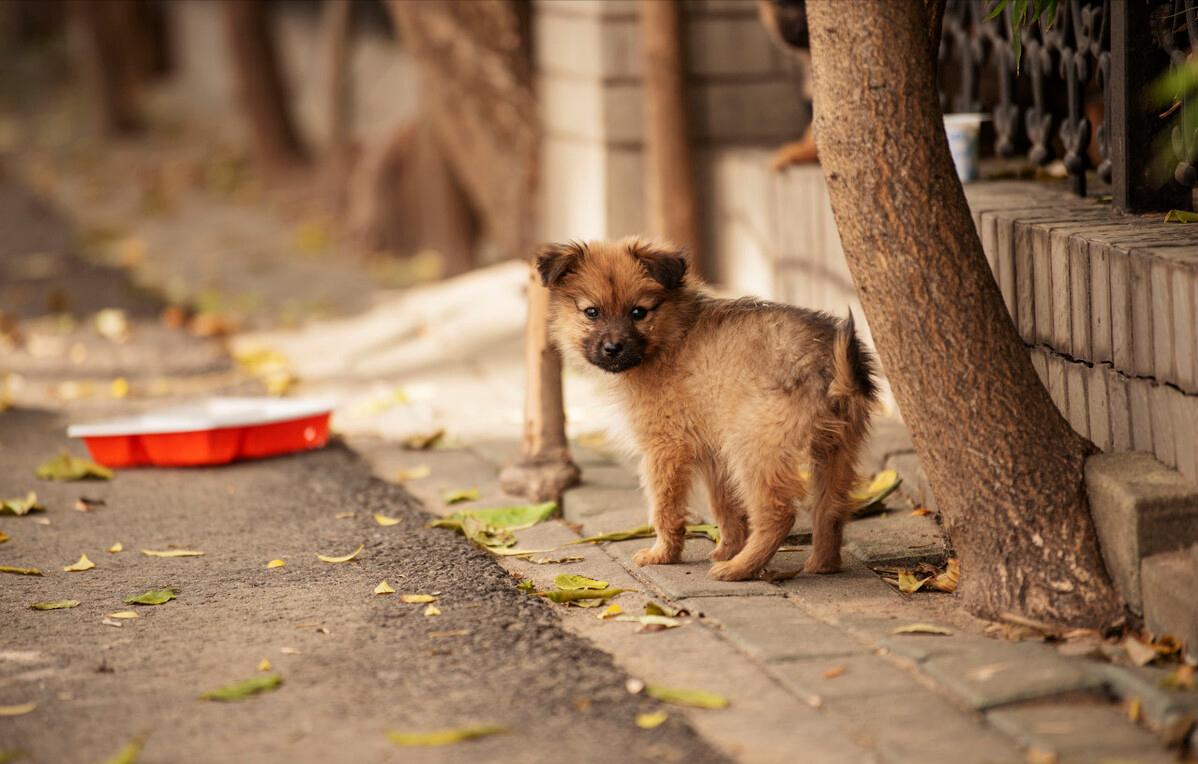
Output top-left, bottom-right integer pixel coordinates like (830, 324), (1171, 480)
(632, 447), (693, 567)
(803, 417), (865, 574)
(700, 458), (748, 562)
(708, 467), (798, 581)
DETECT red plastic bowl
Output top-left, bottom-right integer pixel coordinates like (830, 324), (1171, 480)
(68, 398), (333, 468)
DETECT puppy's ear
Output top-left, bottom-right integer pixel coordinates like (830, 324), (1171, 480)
(535, 242), (585, 287)
(629, 240), (689, 290)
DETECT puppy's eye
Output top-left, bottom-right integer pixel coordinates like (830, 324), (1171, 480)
(583, 307), (600, 320)
(629, 306), (648, 320)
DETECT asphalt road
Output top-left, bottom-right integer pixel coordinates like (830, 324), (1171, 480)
(0, 409), (724, 763)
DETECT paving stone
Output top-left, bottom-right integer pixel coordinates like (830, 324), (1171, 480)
(844, 511), (946, 568)
(608, 538), (785, 598)
(1140, 546), (1198, 662)
(698, 596), (870, 663)
(987, 703), (1175, 763)
(780, 558), (908, 620)
(862, 417), (915, 473)
(1098, 661), (1198, 727)
(855, 622), (1001, 664)
(768, 654), (923, 701)
(823, 690), (1022, 764)
(884, 452), (935, 511)
(1087, 452), (1198, 613)
(921, 644), (1106, 710)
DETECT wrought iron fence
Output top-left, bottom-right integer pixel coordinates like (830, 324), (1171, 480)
(939, 0), (1197, 211)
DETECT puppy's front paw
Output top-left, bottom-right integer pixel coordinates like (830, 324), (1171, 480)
(707, 560), (757, 581)
(708, 542), (740, 562)
(802, 555), (842, 574)
(633, 545), (678, 567)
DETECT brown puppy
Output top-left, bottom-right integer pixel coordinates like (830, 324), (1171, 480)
(538, 237), (877, 580)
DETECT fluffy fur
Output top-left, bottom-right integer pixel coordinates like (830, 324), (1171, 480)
(538, 238), (878, 581)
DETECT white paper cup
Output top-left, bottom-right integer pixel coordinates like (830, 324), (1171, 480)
(944, 113), (988, 183)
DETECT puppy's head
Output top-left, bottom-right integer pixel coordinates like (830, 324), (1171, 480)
(536, 238), (694, 374)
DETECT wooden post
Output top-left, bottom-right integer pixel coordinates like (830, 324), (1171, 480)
(641, 0), (701, 267)
(499, 265), (581, 502)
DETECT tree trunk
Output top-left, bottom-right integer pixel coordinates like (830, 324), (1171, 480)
(222, 0), (309, 177)
(322, 0), (354, 211)
(71, 0), (143, 135)
(641, 0), (701, 269)
(805, 0), (1122, 627)
(499, 265), (581, 502)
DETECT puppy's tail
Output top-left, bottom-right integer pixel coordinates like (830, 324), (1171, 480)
(829, 310), (879, 406)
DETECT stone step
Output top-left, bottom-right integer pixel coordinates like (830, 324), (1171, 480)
(1141, 544), (1198, 662)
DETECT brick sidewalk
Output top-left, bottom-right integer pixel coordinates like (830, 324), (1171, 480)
(355, 433), (1198, 764)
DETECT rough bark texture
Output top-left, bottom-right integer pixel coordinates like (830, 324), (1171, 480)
(641, 0), (701, 269)
(387, 0), (539, 260)
(499, 265), (581, 502)
(806, 0), (1122, 627)
(222, 0), (309, 177)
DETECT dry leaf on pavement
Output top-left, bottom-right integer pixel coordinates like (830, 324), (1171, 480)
(74, 496), (106, 512)
(108, 611), (138, 619)
(0, 565), (43, 576)
(317, 545), (363, 564)
(0, 531), (8, 544)
(635, 711), (668, 729)
(100, 734), (145, 764)
(395, 465), (431, 482)
(443, 488), (480, 505)
(822, 665), (846, 679)
(141, 549), (204, 558)
(645, 685), (730, 709)
(125, 588), (178, 606)
(109, 543), (123, 553)
(387, 725), (506, 747)
(400, 594), (436, 604)
(598, 604), (623, 620)
(1122, 637), (1159, 667)
(0, 702), (37, 717)
(31, 600), (80, 610)
(1161, 664), (1195, 691)
(892, 623), (953, 636)
(266, 559), (285, 568)
(423, 604), (441, 617)
(1, 492), (44, 515)
(554, 574), (608, 591)
(258, 659), (272, 672)
(373, 513), (401, 526)
(401, 429), (445, 451)
(64, 553), (96, 572)
(374, 581), (395, 595)
(36, 452), (113, 481)
(200, 674), (283, 702)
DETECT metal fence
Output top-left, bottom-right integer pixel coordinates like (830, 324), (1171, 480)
(939, 0), (1196, 211)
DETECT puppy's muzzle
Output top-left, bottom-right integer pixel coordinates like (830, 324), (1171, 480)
(586, 329), (644, 373)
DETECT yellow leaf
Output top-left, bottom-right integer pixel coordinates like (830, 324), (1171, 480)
(400, 594), (436, 604)
(1127, 696), (1142, 722)
(141, 549), (205, 558)
(387, 725), (505, 747)
(64, 553), (95, 572)
(401, 429), (445, 451)
(110, 377), (129, 399)
(108, 542), (123, 553)
(635, 711), (668, 729)
(266, 559), (285, 568)
(822, 665), (847, 679)
(257, 659), (272, 672)
(1, 491), (44, 515)
(645, 685), (730, 709)
(1161, 663), (1195, 690)
(0, 530), (8, 543)
(896, 570), (929, 593)
(333, 511), (356, 520)
(0, 565), (43, 576)
(892, 623), (953, 636)
(395, 465), (431, 482)
(374, 581), (395, 595)
(424, 604), (441, 617)
(373, 513), (401, 527)
(107, 611), (139, 619)
(31, 600), (80, 610)
(443, 488), (479, 505)
(317, 544), (363, 564)
(930, 558), (960, 593)
(598, 604), (623, 620)
(36, 452), (113, 481)
(0, 702), (36, 716)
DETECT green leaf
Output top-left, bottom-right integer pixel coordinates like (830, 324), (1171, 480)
(35, 452), (113, 481)
(454, 502), (557, 530)
(125, 588), (177, 606)
(442, 488), (479, 505)
(635, 711), (669, 729)
(645, 685), (730, 709)
(538, 588), (627, 605)
(1164, 209), (1198, 223)
(516, 579), (534, 591)
(100, 735), (146, 764)
(200, 674), (283, 702)
(644, 601), (688, 618)
(387, 725), (506, 747)
(569, 525), (655, 545)
(0, 492), (44, 516)
(0, 565), (43, 576)
(685, 524), (721, 543)
(30, 600), (80, 610)
(429, 516), (516, 549)
(553, 574), (608, 591)
(1148, 61), (1198, 106)
(984, 0), (1011, 21)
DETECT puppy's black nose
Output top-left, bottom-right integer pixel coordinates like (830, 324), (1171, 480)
(602, 340), (623, 357)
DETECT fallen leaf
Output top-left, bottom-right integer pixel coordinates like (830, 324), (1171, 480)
(968, 663), (1009, 682)
(1, 492), (44, 515)
(64, 553), (96, 572)
(424, 604), (441, 617)
(94, 308), (129, 342)
(686, 523), (721, 543)
(74, 496), (106, 512)
(374, 581), (395, 595)
(539, 588), (627, 605)
(401, 594), (437, 604)
(317, 544), (363, 564)
(280, 647), (301, 655)
(760, 568), (802, 583)
(645, 685), (730, 709)
(1161, 664), (1195, 691)
(570, 525), (655, 545)
(141, 549), (204, 558)
(822, 665), (846, 679)
(530, 554), (585, 564)
(31, 600), (80, 610)
(1123, 636), (1159, 667)
(109, 543), (123, 553)
(0, 531), (7, 543)
(516, 579), (534, 591)
(0, 565), (43, 576)
(200, 674), (283, 702)
(487, 547), (554, 557)
(554, 574), (609, 591)
(430, 515), (514, 549)
(109, 377), (129, 399)
(910, 507), (932, 517)
(1164, 209), (1198, 223)
(0, 702), (36, 717)
(635, 711), (668, 729)
(102, 618), (123, 628)
(929, 558), (961, 593)
(100, 735), (145, 764)
(334, 511), (356, 520)
(626, 678), (645, 694)
(892, 623), (953, 636)
(267, 559), (285, 568)
(850, 469), (902, 512)
(896, 570), (929, 593)
(36, 452), (113, 481)
(1128, 697), (1142, 722)
(454, 502), (557, 530)
(373, 513), (401, 527)
(258, 659), (272, 672)
(617, 614), (681, 632)
(108, 611), (138, 619)
(387, 725), (506, 747)
(443, 488), (480, 505)
(644, 602), (689, 618)
(395, 465), (431, 482)
(125, 588), (178, 606)
(402, 429), (445, 451)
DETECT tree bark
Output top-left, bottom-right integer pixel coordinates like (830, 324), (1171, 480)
(71, 0), (143, 135)
(641, 0), (701, 269)
(806, 0), (1122, 627)
(499, 265), (581, 502)
(322, 0), (354, 211)
(222, 0), (309, 177)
